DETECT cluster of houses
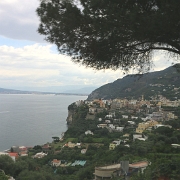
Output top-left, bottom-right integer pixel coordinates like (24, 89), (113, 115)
(76, 95), (180, 117)
(0, 95), (179, 179)
(0, 144), (52, 161)
(136, 120), (172, 134)
(73, 95), (180, 152)
(74, 95), (179, 133)
(0, 146), (28, 162)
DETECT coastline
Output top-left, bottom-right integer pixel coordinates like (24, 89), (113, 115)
(0, 94), (87, 152)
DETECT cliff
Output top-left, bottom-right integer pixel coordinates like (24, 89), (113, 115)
(66, 109), (74, 124)
(66, 102), (78, 124)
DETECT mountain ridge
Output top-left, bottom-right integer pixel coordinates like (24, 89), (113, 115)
(87, 64), (180, 100)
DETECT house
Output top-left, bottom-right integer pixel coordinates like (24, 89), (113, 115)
(81, 149), (87, 154)
(136, 123), (147, 134)
(8, 152), (19, 161)
(94, 161), (148, 180)
(109, 112), (116, 117)
(166, 112), (175, 120)
(105, 120), (111, 124)
(171, 144), (180, 148)
(131, 116), (138, 120)
(105, 115), (113, 119)
(52, 159), (61, 167)
(42, 144), (51, 152)
(99, 100), (106, 108)
(19, 151), (28, 157)
(109, 140), (121, 150)
(76, 143), (81, 147)
(1, 152), (19, 162)
(136, 138), (146, 141)
(19, 146), (27, 152)
(129, 161), (149, 174)
(89, 107), (97, 114)
(136, 120), (159, 134)
(133, 134), (142, 141)
(147, 120), (159, 127)
(109, 143), (117, 150)
(108, 124), (115, 129)
(97, 124), (107, 128)
(0, 152), (8, 156)
(10, 146), (20, 153)
(154, 124), (172, 129)
(33, 152), (47, 158)
(75, 100), (84, 106)
(122, 115), (128, 119)
(85, 130), (94, 135)
(123, 134), (130, 138)
(116, 127), (124, 132)
(152, 112), (163, 120)
(128, 121), (135, 125)
(67, 142), (76, 148)
(124, 144), (130, 148)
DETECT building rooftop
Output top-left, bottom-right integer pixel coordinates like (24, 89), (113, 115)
(129, 161), (148, 168)
(97, 164), (120, 170)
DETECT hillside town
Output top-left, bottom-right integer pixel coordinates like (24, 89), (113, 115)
(72, 95), (179, 128)
(1, 93), (179, 179)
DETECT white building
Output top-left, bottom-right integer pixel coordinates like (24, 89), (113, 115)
(122, 115), (128, 119)
(85, 130), (94, 135)
(116, 127), (124, 132)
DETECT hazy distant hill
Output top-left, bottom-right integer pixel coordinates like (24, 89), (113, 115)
(0, 88), (31, 94)
(87, 64), (180, 100)
(0, 88), (54, 94)
(0, 87), (88, 96)
(62, 86), (97, 95)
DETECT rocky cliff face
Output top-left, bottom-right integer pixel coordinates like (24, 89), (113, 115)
(66, 109), (73, 124)
(66, 102), (77, 124)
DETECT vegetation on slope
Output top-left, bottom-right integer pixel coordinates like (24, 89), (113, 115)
(0, 103), (180, 179)
(88, 64), (180, 100)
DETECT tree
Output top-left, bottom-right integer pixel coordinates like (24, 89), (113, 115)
(37, 0), (180, 72)
(0, 170), (8, 180)
(0, 155), (15, 176)
(52, 136), (60, 142)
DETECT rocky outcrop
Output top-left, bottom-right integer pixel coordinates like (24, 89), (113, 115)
(66, 110), (73, 124)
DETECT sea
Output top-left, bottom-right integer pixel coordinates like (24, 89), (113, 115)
(0, 94), (87, 151)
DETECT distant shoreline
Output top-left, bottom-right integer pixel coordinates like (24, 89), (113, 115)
(0, 92), (88, 96)
(0, 87), (91, 97)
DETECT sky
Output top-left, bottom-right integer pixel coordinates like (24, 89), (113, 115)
(0, 0), (176, 93)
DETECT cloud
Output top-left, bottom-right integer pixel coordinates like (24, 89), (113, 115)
(151, 51), (175, 71)
(0, 0), (178, 92)
(0, 43), (124, 91)
(0, 41), (177, 90)
(0, 42), (177, 92)
(0, 0), (44, 42)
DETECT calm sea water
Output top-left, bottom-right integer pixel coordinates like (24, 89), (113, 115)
(0, 94), (87, 151)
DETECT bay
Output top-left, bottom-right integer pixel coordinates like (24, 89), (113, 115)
(0, 94), (87, 151)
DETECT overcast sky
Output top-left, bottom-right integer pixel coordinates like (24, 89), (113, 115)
(0, 0), (176, 93)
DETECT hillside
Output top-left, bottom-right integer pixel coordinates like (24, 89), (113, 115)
(87, 64), (180, 100)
